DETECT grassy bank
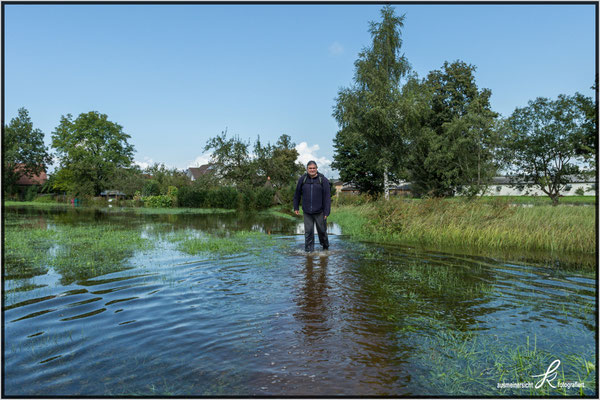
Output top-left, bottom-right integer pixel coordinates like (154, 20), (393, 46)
(328, 197), (596, 256)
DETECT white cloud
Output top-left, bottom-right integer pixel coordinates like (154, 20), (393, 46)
(295, 141), (335, 178)
(134, 156), (154, 170)
(188, 152), (213, 168)
(329, 41), (344, 56)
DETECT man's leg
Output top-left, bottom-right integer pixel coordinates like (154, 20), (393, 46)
(315, 212), (329, 250)
(303, 213), (315, 252)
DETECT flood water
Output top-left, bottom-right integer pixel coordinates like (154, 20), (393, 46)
(3, 206), (597, 396)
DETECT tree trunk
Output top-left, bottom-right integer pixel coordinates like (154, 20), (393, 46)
(384, 165), (389, 201)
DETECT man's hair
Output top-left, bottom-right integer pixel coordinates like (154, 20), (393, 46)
(307, 160), (317, 168)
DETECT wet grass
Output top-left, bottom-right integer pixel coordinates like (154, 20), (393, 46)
(124, 207), (235, 215)
(3, 222), (57, 279)
(259, 206), (299, 221)
(50, 225), (152, 284)
(414, 330), (596, 396)
(166, 229), (282, 257)
(4, 213), (153, 285)
(4, 201), (71, 208)
(329, 197), (595, 257)
(356, 247), (597, 396)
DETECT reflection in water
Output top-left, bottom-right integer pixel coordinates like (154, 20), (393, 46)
(3, 206), (597, 396)
(295, 255), (329, 341)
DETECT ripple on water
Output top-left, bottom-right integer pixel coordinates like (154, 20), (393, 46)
(3, 209), (597, 397)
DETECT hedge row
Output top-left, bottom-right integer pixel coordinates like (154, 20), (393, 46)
(178, 186), (276, 210)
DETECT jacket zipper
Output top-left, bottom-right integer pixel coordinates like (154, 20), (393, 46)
(310, 178), (313, 213)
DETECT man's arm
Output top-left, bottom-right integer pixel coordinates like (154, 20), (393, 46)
(323, 176), (331, 218)
(293, 176), (303, 214)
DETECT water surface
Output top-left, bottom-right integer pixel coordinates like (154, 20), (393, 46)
(3, 206), (597, 396)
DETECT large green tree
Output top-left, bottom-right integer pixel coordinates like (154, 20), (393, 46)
(253, 134), (304, 189)
(502, 94), (591, 205)
(143, 163), (191, 193)
(331, 127), (384, 195)
(405, 61), (500, 197)
(572, 88), (597, 173)
(51, 111), (135, 196)
(3, 107), (52, 194)
(204, 129), (253, 186)
(333, 5), (410, 199)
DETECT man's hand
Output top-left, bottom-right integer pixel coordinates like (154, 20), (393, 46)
(324, 215), (327, 220)
(294, 210), (299, 215)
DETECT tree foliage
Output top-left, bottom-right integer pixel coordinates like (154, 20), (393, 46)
(572, 89), (597, 171)
(404, 61), (500, 197)
(204, 129), (253, 186)
(51, 111), (135, 196)
(143, 163), (191, 195)
(252, 134), (304, 190)
(332, 6), (410, 199)
(502, 94), (591, 205)
(205, 130), (303, 189)
(3, 107), (52, 194)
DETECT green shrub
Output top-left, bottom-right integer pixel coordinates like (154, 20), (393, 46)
(142, 180), (161, 197)
(24, 185), (39, 201)
(143, 195), (174, 208)
(206, 187), (238, 209)
(334, 192), (375, 206)
(255, 187), (275, 210)
(32, 194), (56, 203)
(277, 183), (297, 206)
(238, 186), (257, 211)
(178, 186), (208, 208)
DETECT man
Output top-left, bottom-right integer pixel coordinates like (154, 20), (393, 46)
(293, 160), (331, 252)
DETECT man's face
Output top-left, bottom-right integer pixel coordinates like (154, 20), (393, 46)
(307, 164), (318, 177)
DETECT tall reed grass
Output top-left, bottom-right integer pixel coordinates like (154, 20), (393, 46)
(328, 197), (596, 256)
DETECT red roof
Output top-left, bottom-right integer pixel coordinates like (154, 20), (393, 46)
(187, 164), (213, 180)
(14, 164), (48, 185)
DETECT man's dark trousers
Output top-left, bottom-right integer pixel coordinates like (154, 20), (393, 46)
(304, 212), (328, 252)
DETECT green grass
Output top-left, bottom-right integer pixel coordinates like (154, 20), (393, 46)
(50, 225), (152, 284)
(4, 217), (153, 285)
(4, 201), (71, 208)
(166, 229), (281, 256)
(328, 197), (596, 256)
(3, 220), (57, 279)
(4, 201), (236, 214)
(414, 331), (596, 396)
(125, 207), (235, 215)
(258, 206), (299, 221)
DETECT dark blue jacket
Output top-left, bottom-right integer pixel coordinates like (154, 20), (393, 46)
(293, 173), (331, 216)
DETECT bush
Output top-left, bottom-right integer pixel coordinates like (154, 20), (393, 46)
(206, 187), (238, 209)
(277, 182), (297, 206)
(144, 195), (174, 208)
(24, 185), (39, 201)
(142, 180), (161, 197)
(238, 186), (257, 211)
(33, 194), (56, 203)
(334, 192), (375, 206)
(575, 187), (585, 196)
(255, 187), (275, 210)
(178, 186), (208, 208)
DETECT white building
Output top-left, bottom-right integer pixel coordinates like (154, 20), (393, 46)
(481, 175), (596, 197)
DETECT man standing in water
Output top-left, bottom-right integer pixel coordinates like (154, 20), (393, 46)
(293, 160), (331, 252)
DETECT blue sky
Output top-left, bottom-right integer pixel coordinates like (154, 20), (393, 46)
(4, 3), (596, 178)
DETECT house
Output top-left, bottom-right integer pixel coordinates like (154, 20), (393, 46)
(330, 179), (344, 195)
(336, 180), (412, 196)
(13, 164), (48, 186)
(186, 164), (213, 181)
(481, 175), (596, 197)
(100, 190), (127, 199)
